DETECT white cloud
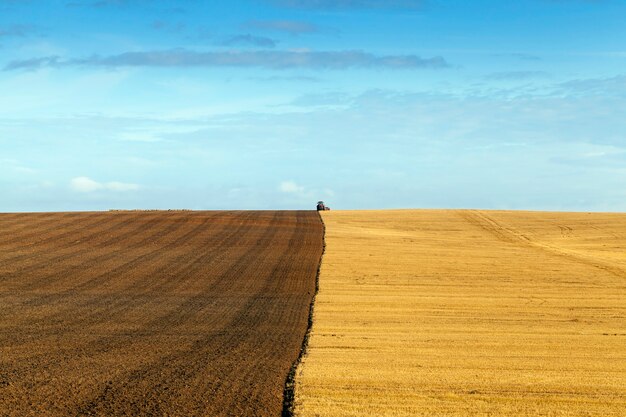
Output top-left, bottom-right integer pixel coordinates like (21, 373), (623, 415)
(70, 176), (139, 192)
(279, 180), (305, 193)
(70, 176), (102, 192)
(4, 49), (449, 71)
(278, 181), (334, 207)
(118, 132), (162, 142)
(106, 181), (140, 191)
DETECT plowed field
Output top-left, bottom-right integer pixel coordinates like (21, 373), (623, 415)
(295, 210), (626, 416)
(0, 210), (323, 416)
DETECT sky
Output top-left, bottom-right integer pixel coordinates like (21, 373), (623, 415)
(1, 0), (626, 212)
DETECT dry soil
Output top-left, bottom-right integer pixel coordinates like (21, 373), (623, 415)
(0, 210), (323, 417)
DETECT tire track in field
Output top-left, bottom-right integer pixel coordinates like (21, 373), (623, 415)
(0, 212), (82, 245)
(0, 213), (42, 232)
(162, 211), (317, 414)
(0, 211), (322, 417)
(1, 212), (204, 330)
(0, 212), (100, 248)
(202, 211), (312, 411)
(3, 211), (272, 360)
(64, 211), (275, 415)
(0, 213), (24, 222)
(458, 210), (626, 279)
(1, 211), (114, 251)
(0, 212), (158, 283)
(68, 211), (282, 416)
(0, 212), (70, 237)
(2, 211), (247, 344)
(0, 212), (188, 337)
(24, 212), (204, 293)
(79, 211), (274, 351)
(2, 211), (242, 350)
(0, 212), (173, 287)
(71, 211), (319, 417)
(83, 211), (258, 323)
(0, 212), (119, 265)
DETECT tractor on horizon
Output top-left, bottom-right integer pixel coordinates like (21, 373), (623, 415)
(316, 201), (331, 211)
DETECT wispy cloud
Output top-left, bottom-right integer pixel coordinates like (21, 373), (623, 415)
(152, 20), (186, 33)
(4, 56), (61, 71)
(70, 176), (140, 192)
(0, 24), (38, 38)
(542, 0), (608, 4)
(67, 0), (147, 7)
(278, 180), (334, 204)
(4, 49), (450, 71)
(249, 75), (321, 82)
(244, 19), (320, 35)
(486, 71), (550, 81)
(279, 180), (305, 193)
(493, 52), (542, 61)
(219, 34), (277, 48)
(66, 0), (192, 9)
(264, 0), (427, 9)
(290, 91), (351, 106)
(90, 0), (138, 6)
(558, 74), (626, 97)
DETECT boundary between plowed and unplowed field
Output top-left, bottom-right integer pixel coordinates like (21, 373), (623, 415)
(282, 212), (325, 417)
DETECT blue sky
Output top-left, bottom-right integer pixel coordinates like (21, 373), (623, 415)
(1, 0), (625, 211)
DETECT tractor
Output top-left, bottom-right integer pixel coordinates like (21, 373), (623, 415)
(316, 201), (330, 211)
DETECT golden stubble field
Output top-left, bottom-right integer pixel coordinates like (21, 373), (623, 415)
(294, 209), (626, 416)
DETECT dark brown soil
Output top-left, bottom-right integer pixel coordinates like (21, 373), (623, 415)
(0, 211), (323, 416)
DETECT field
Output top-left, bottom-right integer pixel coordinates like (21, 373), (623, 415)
(3, 209), (625, 416)
(0, 210), (323, 416)
(295, 210), (626, 416)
